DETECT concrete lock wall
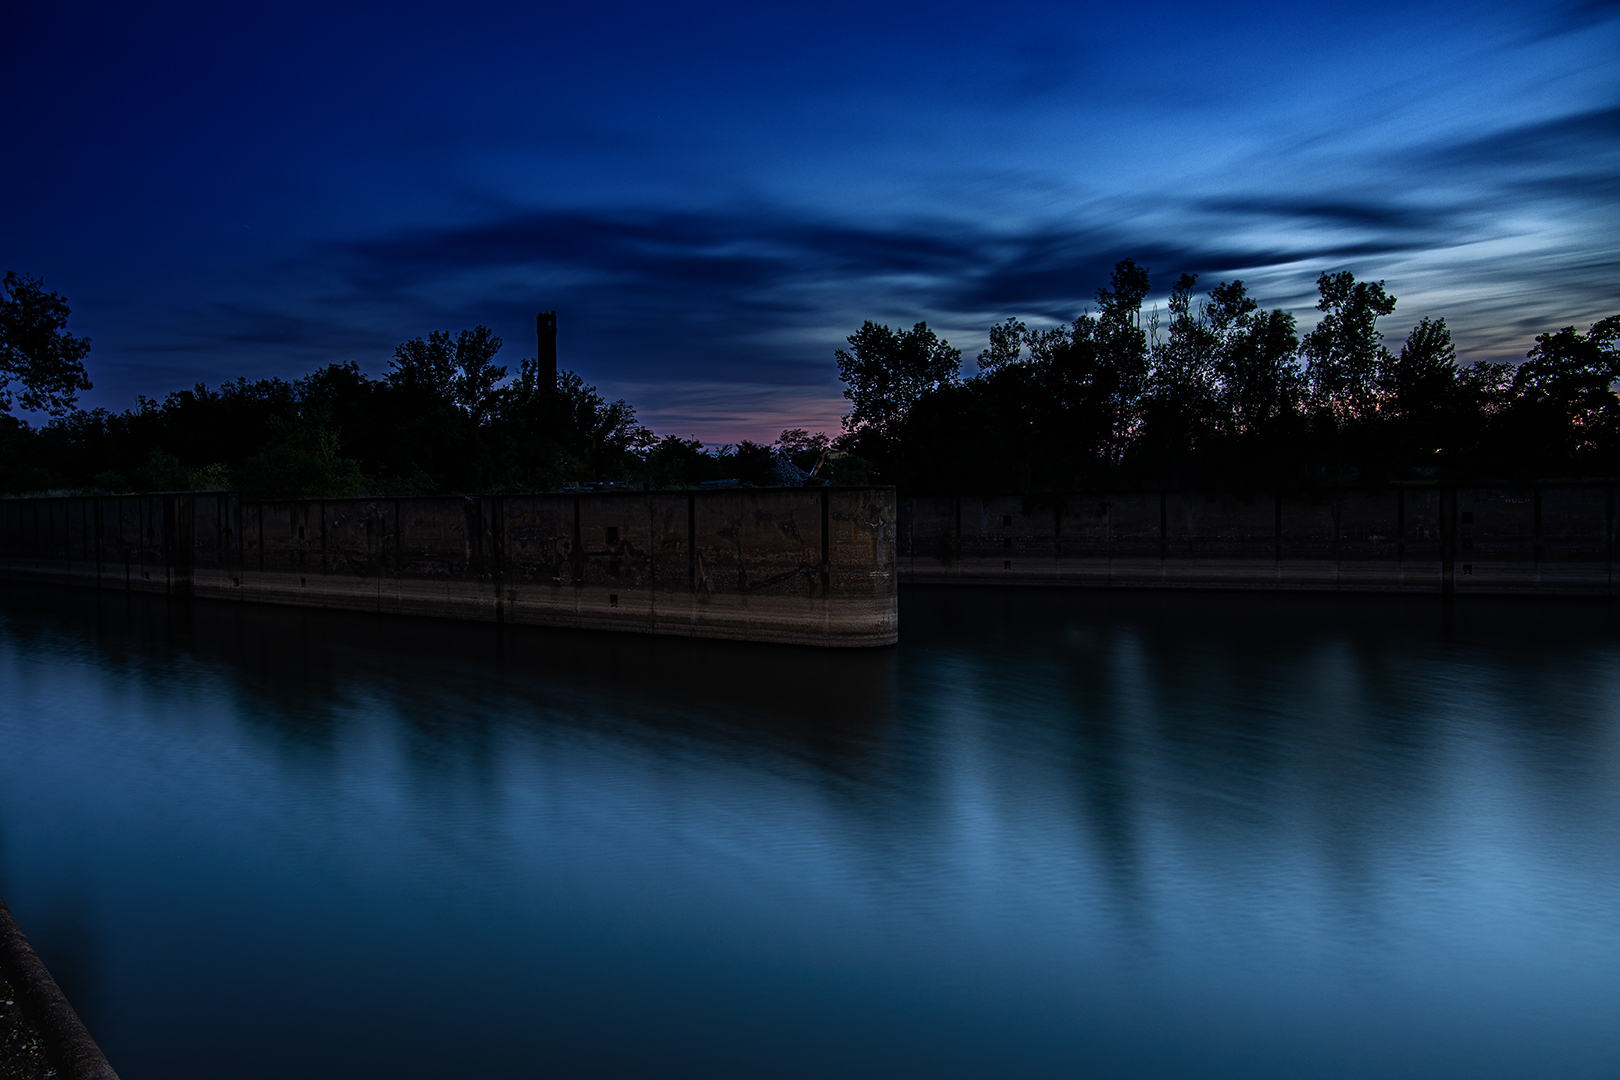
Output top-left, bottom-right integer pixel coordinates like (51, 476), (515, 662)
(898, 486), (1620, 595)
(0, 488), (899, 647)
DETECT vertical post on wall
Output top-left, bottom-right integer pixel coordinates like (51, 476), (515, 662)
(1396, 488), (1406, 565)
(820, 489), (830, 596)
(1532, 487), (1543, 568)
(953, 493), (962, 569)
(1274, 493), (1283, 563)
(1159, 492), (1168, 562)
(94, 496), (104, 588)
(900, 496), (911, 574)
(491, 497), (506, 622)
(687, 493), (696, 592)
(1440, 486), (1457, 596)
(140, 497), (148, 587)
(231, 493), (243, 588)
(123, 497), (133, 590)
(159, 495), (173, 595)
(571, 494), (583, 587)
(1330, 495), (1342, 565)
(163, 494), (195, 602)
(1105, 494), (1114, 572)
(1606, 487), (1615, 594)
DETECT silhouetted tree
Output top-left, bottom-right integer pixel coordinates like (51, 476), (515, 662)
(836, 321), (961, 446)
(1300, 271), (1397, 422)
(1496, 315), (1620, 476)
(1084, 258), (1153, 461)
(1138, 273), (1220, 481)
(977, 317), (1027, 373)
(0, 271), (93, 417)
(388, 327), (506, 419)
(1205, 281), (1298, 438)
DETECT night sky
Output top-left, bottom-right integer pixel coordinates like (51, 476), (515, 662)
(4, 1), (1617, 442)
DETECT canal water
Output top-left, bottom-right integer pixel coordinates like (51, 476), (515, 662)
(1, 583), (1618, 1078)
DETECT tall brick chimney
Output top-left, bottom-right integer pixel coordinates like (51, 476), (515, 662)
(536, 310), (557, 390)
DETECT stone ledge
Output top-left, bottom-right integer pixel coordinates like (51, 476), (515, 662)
(0, 900), (117, 1080)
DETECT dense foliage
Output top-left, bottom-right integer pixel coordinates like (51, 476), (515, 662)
(838, 261), (1620, 493)
(0, 272), (93, 419)
(0, 290), (836, 495)
(2, 262), (1616, 497)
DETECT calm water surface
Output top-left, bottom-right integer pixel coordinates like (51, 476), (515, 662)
(1, 584), (1618, 1078)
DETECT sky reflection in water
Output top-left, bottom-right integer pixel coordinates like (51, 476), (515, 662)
(1, 584), (1618, 1078)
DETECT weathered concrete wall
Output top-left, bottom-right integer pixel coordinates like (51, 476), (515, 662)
(0, 488), (899, 647)
(899, 486), (1618, 595)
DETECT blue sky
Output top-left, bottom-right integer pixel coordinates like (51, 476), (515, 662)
(3, 0), (1617, 441)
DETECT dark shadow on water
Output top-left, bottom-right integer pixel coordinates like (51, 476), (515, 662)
(0, 581), (902, 775)
(899, 582), (1620, 652)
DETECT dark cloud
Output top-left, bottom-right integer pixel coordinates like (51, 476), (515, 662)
(1198, 105), (1620, 243)
(1197, 198), (1453, 233)
(1430, 104), (1620, 169)
(323, 203), (1463, 337)
(1521, 0), (1620, 39)
(336, 209), (982, 299)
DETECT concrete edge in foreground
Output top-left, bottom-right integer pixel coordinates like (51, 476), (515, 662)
(0, 898), (118, 1080)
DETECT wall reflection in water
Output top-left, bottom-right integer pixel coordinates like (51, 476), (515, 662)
(1, 583), (1618, 1079)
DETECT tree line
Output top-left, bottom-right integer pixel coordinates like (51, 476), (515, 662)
(837, 260), (1620, 493)
(2, 264), (1616, 498)
(0, 273), (832, 496)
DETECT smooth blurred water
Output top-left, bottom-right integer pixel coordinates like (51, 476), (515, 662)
(1, 583), (1618, 1079)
